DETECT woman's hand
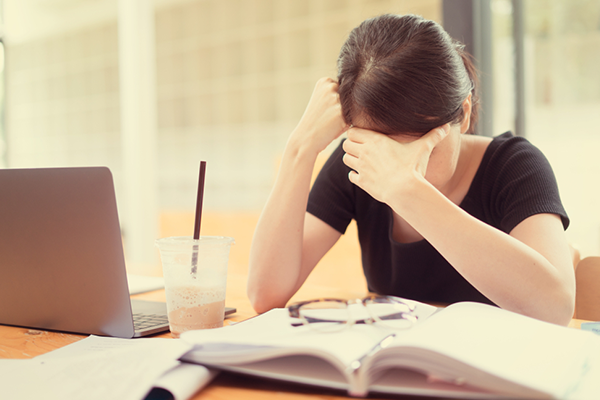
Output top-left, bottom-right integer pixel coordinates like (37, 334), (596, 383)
(341, 124), (450, 204)
(291, 77), (349, 155)
(248, 77), (349, 313)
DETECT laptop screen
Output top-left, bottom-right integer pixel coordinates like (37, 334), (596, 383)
(0, 167), (136, 337)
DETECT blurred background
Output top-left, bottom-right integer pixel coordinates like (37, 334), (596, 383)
(0, 0), (599, 278)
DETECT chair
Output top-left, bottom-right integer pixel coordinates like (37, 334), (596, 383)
(574, 256), (600, 321)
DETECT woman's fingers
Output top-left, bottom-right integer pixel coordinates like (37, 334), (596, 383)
(345, 126), (370, 144)
(341, 135), (360, 155)
(420, 123), (450, 151)
(342, 128), (371, 171)
(292, 77), (352, 154)
(341, 123), (452, 197)
(348, 169), (360, 185)
(342, 150), (358, 171)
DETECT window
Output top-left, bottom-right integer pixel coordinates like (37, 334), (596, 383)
(0, 1), (5, 168)
(493, 0), (600, 256)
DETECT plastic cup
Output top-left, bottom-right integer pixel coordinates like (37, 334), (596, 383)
(155, 236), (234, 337)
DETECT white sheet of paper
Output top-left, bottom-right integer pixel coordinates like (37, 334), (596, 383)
(39, 335), (217, 400)
(0, 336), (193, 400)
(34, 335), (176, 358)
(153, 363), (219, 400)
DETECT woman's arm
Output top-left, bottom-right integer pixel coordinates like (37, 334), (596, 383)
(342, 126), (575, 325)
(247, 78), (347, 314)
(395, 182), (574, 325)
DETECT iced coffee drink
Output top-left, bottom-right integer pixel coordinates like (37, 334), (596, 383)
(166, 285), (226, 337)
(155, 236), (234, 337)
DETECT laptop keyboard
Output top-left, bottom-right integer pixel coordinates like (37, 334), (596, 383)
(133, 313), (169, 331)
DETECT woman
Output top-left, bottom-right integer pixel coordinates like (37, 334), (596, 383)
(247, 14), (575, 325)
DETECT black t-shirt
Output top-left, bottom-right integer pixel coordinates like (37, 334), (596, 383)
(307, 132), (569, 305)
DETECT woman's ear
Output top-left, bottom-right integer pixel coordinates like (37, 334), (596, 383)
(460, 94), (472, 134)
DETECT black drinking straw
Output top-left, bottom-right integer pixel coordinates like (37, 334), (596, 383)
(191, 161), (206, 276)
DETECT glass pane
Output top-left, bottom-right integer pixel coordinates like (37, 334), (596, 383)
(493, 0), (600, 256)
(0, 40), (4, 169)
(523, 0), (600, 257)
(492, 0), (516, 136)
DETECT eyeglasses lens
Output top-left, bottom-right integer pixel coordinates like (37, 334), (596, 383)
(299, 300), (349, 331)
(364, 298), (417, 329)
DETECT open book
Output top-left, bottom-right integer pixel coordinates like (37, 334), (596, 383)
(181, 301), (600, 399)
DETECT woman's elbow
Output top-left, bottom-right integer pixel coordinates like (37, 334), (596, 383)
(537, 285), (575, 326)
(552, 272), (576, 326)
(529, 265), (576, 326)
(554, 289), (575, 326)
(250, 297), (279, 315)
(247, 280), (289, 314)
(509, 281), (574, 326)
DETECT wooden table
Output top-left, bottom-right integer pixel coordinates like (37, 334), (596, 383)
(0, 271), (587, 400)
(0, 272), (381, 400)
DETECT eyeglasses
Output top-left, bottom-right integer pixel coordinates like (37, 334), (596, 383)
(288, 295), (418, 332)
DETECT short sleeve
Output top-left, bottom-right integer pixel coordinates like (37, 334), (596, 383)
(307, 140), (356, 234)
(479, 134), (569, 233)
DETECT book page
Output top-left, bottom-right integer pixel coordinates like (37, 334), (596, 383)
(183, 309), (391, 369)
(370, 367), (499, 399)
(219, 355), (351, 392)
(180, 301), (598, 399)
(565, 340), (600, 399)
(369, 302), (597, 398)
(182, 300), (438, 377)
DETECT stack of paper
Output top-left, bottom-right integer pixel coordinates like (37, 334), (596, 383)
(0, 336), (216, 400)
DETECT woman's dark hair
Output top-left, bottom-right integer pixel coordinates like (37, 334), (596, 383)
(337, 14), (479, 135)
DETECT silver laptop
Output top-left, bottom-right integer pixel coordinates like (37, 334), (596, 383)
(0, 167), (232, 338)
